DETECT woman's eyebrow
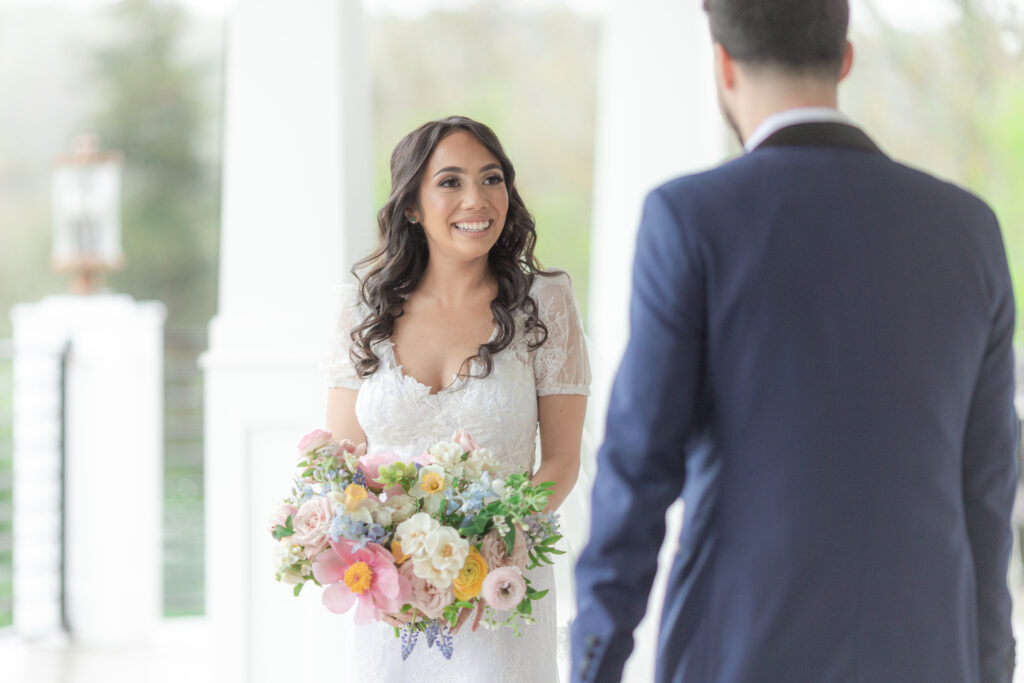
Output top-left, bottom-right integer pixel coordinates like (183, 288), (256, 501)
(432, 163), (501, 178)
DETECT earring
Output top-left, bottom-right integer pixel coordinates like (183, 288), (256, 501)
(407, 216), (418, 224)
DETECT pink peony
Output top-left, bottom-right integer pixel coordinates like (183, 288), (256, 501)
(291, 496), (334, 557)
(481, 566), (527, 611)
(450, 429), (479, 453)
(313, 540), (410, 625)
(297, 429), (334, 457)
(267, 503), (297, 535)
(479, 526), (528, 571)
(398, 561), (454, 620)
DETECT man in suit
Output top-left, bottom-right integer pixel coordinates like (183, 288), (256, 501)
(571, 1), (1018, 681)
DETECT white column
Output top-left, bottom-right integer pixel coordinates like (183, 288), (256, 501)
(11, 294), (164, 646)
(586, 3), (728, 682)
(202, 1), (372, 681)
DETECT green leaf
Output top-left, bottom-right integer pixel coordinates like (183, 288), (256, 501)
(293, 582), (303, 597)
(517, 598), (533, 615)
(528, 588), (549, 600)
(503, 521), (516, 555)
(272, 525), (295, 540)
(301, 467), (315, 478)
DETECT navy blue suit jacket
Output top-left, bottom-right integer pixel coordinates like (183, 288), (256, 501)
(572, 123), (1018, 683)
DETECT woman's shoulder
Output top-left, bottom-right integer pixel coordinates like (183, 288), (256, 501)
(528, 269), (575, 301)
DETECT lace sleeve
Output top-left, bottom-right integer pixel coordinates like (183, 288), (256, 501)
(531, 271), (591, 397)
(322, 284), (365, 390)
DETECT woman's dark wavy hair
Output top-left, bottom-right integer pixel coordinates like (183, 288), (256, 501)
(350, 116), (551, 380)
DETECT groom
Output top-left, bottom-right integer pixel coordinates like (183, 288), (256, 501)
(572, 1), (1018, 682)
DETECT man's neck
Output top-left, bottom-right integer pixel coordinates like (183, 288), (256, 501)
(734, 73), (840, 144)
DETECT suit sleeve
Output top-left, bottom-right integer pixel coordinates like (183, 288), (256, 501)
(963, 211), (1018, 683)
(571, 187), (705, 682)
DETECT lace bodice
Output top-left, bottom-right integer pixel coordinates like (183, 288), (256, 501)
(322, 271), (590, 682)
(324, 271), (591, 472)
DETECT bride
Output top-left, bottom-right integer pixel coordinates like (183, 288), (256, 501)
(323, 116), (590, 682)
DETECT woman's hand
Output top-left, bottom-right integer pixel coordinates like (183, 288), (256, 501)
(451, 601), (484, 634)
(381, 610), (417, 629)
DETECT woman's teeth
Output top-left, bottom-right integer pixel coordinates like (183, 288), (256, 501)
(454, 220), (490, 232)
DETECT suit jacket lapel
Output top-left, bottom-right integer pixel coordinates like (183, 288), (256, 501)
(754, 122), (885, 155)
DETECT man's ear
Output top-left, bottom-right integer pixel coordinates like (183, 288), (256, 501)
(838, 40), (854, 82)
(714, 42), (737, 90)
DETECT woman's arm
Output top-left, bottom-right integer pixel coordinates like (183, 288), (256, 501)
(533, 393), (587, 511)
(325, 387), (367, 445)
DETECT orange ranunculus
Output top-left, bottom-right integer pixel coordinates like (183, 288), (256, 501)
(452, 546), (488, 602)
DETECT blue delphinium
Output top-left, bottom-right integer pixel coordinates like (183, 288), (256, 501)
(298, 483), (316, 504)
(329, 512), (368, 544)
(365, 523), (388, 547)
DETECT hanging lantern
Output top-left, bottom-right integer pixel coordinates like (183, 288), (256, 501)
(52, 134), (124, 294)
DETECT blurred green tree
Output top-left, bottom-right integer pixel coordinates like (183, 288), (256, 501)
(85, 0), (220, 325)
(846, 0), (1024, 316)
(368, 6), (598, 318)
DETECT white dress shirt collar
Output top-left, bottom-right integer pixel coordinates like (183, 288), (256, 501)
(744, 107), (853, 153)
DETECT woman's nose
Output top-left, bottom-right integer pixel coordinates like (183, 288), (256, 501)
(460, 183), (487, 208)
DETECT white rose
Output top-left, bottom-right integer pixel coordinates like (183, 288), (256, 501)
(428, 441), (464, 475)
(384, 493), (416, 524)
(491, 478), (508, 499)
(464, 448), (498, 478)
(411, 525), (469, 588)
(395, 512), (440, 556)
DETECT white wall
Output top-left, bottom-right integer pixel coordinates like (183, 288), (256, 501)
(202, 1), (373, 681)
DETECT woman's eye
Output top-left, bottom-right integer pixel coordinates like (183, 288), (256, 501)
(439, 176), (459, 188)
(484, 174), (505, 185)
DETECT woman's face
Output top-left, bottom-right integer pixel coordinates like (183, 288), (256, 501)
(410, 130), (509, 265)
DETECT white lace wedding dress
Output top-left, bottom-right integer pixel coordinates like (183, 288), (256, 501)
(324, 271), (591, 683)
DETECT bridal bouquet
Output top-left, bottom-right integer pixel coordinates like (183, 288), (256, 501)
(269, 429), (563, 660)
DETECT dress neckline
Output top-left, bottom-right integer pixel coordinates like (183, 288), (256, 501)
(384, 324), (501, 396)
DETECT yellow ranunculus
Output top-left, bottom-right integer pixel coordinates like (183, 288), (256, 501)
(452, 546), (488, 602)
(344, 483), (368, 511)
(391, 540), (408, 565)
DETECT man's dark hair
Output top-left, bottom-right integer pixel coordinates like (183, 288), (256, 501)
(703, 0), (849, 76)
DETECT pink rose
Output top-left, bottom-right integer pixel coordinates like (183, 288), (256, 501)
(297, 429), (335, 458)
(479, 526), (528, 571)
(267, 503), (297, 535)
(399, 562), (454, 620)
(338, 439), (367, 458)
(481, 566), (526, 611)
(291, 496), (335, 557)
(450, 430), (479, 453)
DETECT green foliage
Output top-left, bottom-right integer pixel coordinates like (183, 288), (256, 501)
(272, 514), (295, 541)
(377, 461), (419, 491)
